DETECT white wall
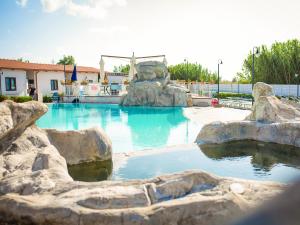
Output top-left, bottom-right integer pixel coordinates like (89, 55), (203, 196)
(37, 71), (99, 96)
(77, 72), (98, 83)
(0, 69), (27, 96)
(108, 75), (127, 84)
(36, 71), (65, 96)
(187, 82), (300, 97)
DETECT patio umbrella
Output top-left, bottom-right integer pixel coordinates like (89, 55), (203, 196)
(100, 57), (105, 83)
(129, 53), (137, 81)
(71, 64), (77, 82)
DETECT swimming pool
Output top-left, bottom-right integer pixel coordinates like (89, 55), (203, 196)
(36, 104), (200, 152)
(37, 104), (300, 183)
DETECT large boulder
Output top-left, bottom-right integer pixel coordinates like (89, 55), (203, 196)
(196, 121), (300, 147)
(46, 127), (112, 165)
(121, 61), (192, 107)
(246, 96), (300, 123)
(122, 80), (191, 106)
(0, 170), (284, 225)
(197, 82), (300, 146)
(246, 82), (300, 123)
(0, 100), (47, 151)
(252, 82), (274, 102)
(0, 101), (71, 195)
(135, 61), (168, 81)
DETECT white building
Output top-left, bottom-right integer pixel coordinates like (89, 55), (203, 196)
(0, 59), (100, 97)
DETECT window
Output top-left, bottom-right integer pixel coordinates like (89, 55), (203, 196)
(50, 80), (58, 91)
(28, 79), (34, 85)
(5, 77), (16, 91)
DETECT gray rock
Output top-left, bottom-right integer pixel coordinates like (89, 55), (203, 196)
(0, 100), (48, 151)
(246, 96), (300, 123)
(46, 127), (112, 165)
(122, 61), (192, 107)
(135, 61), (168, 81)
(253, 82), (274, 102)
(0, 170), (284, 225)
(0, 100), (286, 225)
(196, 121), (300, 147)
(246, 82), (300, 123)
(197, 82), (300, 147)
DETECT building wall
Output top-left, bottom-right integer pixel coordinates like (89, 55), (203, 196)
(108, 75), (127, 84)
(36, 71), (98, 96)
(36, 71), (65, 96)
(77, 72), (98, 83)
(0, 69), (27, 96)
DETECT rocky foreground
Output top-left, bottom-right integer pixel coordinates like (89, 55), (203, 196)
(0, 100), (287, 225)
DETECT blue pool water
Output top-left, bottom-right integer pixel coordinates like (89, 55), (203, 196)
(113, 142), (300, 183)
(36, 104), (200, 152)
(37, 104), (300, 183)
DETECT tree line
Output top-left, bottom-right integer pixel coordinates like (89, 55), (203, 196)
(168, 62), (218, 83)
(235, 39), (300, 84)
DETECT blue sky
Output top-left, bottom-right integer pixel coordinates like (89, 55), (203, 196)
(1, 0), (300, 80)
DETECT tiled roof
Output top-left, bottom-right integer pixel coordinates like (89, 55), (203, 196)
(0, 59), (99, 73)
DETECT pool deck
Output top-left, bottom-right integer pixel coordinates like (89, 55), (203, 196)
(183, 106), (251, 125)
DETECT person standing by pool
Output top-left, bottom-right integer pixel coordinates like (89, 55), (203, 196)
(28, 84), (36, 100)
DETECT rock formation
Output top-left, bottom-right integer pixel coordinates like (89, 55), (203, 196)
(0, 100), (285, 225)
(121, 61), (192, 107)
(46, 127), (112, 165)
(196, 82), (300, 146)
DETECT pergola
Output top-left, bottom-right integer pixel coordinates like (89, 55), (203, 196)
(99, 53), (167, 83)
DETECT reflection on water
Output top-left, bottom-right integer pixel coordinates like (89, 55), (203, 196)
(68, 160), (112, 182)
(37, 104), (200, 152)
(200, 141), (300, 172)
(113, 142), (300, 183)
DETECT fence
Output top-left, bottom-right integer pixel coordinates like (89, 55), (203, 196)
(177, 82), (300, 97)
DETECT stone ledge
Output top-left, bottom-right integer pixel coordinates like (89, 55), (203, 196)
(196, 121), (300, 147)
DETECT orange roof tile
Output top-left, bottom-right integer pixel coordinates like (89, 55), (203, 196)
(0, 59), (99, 74)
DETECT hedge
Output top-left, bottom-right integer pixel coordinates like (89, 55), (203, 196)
(0, 95), (32, 103)
(213, 92), (253, 99)
(43, 96), (53, 103)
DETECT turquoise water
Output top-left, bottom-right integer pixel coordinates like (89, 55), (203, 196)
(113, 141), (300, 183)
(37, 104), (300, 183)
(36, 104), (200, 153)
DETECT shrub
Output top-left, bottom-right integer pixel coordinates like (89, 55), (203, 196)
(213, 92), (253, 99)
(0, 95), (9, 102)
(43, 96), (53, 103)
(0, 95), (32, 103)
(13, 96), (32, 103)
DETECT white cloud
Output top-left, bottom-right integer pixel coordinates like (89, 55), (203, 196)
(40, 0), (67, 12)
(88, 26), (129, 34)
(16, 0), (28, 7)
(40, 0), (127, 19)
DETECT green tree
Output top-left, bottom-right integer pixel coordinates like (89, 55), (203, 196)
(17, 58), (30, 63)
(168, 62), (218, 83)
(113, 64), (130, 73)
(238, 39), (300, 84)
(57, 55), (75, 65)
